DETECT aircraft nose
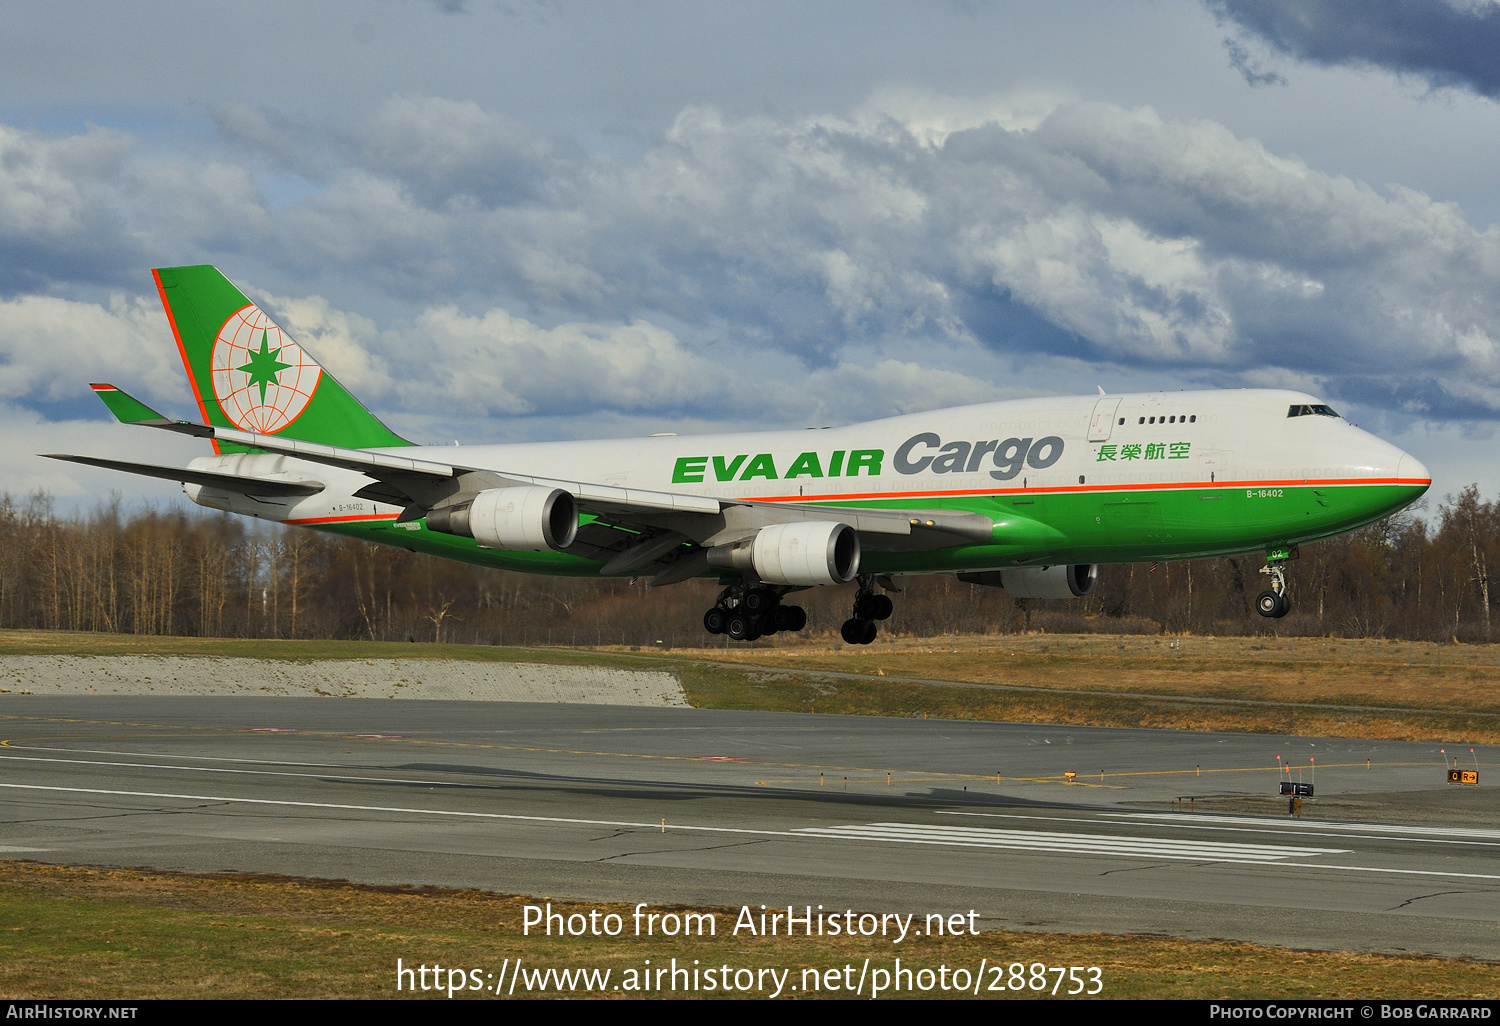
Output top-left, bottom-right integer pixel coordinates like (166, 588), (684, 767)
(1397, 453), (1431, 488)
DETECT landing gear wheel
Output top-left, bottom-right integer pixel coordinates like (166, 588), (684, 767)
(853, 580), (895, 623)
(841, 618), (877, 645)
(743, 589), (775, 615)
(1257, 560), (1291, 619)
(726, 614), (755, 642)
(703, 607), (728, 634)
(1255, 590), (1291, 618)
(773, 604), (807, 632)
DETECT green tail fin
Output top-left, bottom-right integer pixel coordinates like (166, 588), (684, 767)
(152, 265), (409, 449)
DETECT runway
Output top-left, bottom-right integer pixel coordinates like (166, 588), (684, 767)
(1, 695), (1496, 958)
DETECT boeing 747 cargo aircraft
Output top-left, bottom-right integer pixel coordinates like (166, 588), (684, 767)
(48, 266), (1431, 644)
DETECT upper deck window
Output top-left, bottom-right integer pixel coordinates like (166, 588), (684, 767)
(1288, 404), (1339, 418)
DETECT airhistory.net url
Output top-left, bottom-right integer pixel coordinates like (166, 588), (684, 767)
(396, 957), (1105, 998)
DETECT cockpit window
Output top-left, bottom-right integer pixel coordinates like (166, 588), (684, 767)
(1287, 404), (1339, 419)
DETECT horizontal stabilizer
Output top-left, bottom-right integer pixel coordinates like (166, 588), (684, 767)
(89, 384), (174, 426)
(42, 454), (324, 498)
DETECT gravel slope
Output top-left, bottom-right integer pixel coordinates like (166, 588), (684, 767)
(0, 655), (686, 706)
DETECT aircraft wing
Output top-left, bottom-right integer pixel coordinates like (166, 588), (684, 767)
(72, 384), (995, 582)
(41, 454), (324, 498)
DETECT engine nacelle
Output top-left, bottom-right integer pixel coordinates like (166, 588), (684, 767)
(426, 486), (578, 552)
(960, 564), (1097, 599)
(707, 521), (860, 586)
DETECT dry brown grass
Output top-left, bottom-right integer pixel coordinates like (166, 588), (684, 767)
(654, 634), (1500, 743)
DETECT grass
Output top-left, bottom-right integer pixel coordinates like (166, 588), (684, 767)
(0, 862), (1493, 1000)
(664, 637), (1500, 744)
(0, 630), (623, 665)
(4, 628), (1500, 743)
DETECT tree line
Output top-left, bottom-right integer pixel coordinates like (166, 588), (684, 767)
(0, 487), (1494, 646)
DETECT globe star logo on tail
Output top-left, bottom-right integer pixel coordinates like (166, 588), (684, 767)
(209, 304), (321, 433)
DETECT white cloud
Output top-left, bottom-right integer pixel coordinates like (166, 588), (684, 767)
(392, 305), (728, 416)
(11, 87), (1500, 454)
(0, 293), (184, 405)
(125, 158), (272, 253)
(0, 123), (140, 291)
(356, 95), (568, 207)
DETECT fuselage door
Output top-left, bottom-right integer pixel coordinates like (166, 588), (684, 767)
(1088, 398), (1122, 442)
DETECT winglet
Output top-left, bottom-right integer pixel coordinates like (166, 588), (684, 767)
(89, 383), (174, 426)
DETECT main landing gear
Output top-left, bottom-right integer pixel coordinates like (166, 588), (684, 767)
(1256, 560), (1291, 619)
(840, 578), (893, 645)
(702, 584), (807, 642)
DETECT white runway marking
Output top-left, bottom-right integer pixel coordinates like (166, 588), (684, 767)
(5, 783), (1500, 881)
(792, 822), (1348, 861)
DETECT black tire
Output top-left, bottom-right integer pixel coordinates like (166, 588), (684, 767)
(726, 614), (754, 641)
(744, 589), (774, 614)
(1272, 593), (1291, 618)
(760, 617), (779, 636)
(870, 594), (893, 620)
(703, 607), (727, 634)
(840, 618), (868, 644)
(1255, 591), (1281, 618)
(773, 604), (806, 632)
(853, 594), (877, 619)
(859, 619), (878, 645)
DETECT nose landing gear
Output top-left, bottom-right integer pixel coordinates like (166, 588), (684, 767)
(840, 577), (893, 645)
(1256, 560), (1291, 618)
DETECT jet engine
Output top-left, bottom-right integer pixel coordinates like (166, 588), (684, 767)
(425, 486), (578, 552)
(959, 564), (1097, 599)
(707, 521), (860, 586)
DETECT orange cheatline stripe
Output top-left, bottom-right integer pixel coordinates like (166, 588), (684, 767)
(753, 476), (1431, 504)
(278, 476), (1431, 530)
(282, 514), (401, 526)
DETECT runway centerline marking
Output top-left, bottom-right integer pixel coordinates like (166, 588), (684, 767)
(8, 781), (1500, 880)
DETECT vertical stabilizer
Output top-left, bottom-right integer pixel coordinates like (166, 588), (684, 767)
(152, 265), (409, 450)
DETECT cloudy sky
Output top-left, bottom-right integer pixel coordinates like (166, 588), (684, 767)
(6, 0), (1500, 510)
